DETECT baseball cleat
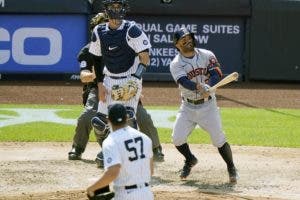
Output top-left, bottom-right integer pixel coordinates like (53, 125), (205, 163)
(228, 167), (239, 184)
(153, 147), (165, 162)
(68, 147), (82, 160)
(180, 156), (198, 179)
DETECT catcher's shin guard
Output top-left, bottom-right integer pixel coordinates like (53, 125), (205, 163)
(126, 106), (137, 129)
(91, 113), (108, 132)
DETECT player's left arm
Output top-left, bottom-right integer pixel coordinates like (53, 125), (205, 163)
(87, 164), (120, 197)
(127, 23), (151, 79)
(206, 52), (223, 86)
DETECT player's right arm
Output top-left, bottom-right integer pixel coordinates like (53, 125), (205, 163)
(88, 27), (107, 102)
(89, 26), (102, 57)
(170, 59), (197, 90)
(170, 59), (208, 93)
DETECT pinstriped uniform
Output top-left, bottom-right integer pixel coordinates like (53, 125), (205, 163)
(89, 20), (151, 115)
(170, 48), (226, 148)
(102, 126), (153, 200)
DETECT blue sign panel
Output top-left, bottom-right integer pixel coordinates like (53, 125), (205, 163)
(0, 15), (87, 73)
(129, 16), (245, 76)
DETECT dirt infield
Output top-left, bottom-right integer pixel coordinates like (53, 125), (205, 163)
(0, 81), (300, 200)
(0, 81), (300, 108)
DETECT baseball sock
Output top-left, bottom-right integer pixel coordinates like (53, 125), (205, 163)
(218, 142), (235, 169)
(176, 143), (195, 161)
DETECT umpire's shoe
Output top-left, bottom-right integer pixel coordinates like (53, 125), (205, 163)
(180, 156), (198, 179)
(153, 146), (165, 162)
(95, 151), (104, 168)
(228, 166), (239, 184)
(68, 146), (83, 160)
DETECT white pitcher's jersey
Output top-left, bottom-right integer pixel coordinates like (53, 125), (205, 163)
(89, 20), (151, 77)
(170, 48), (217, 100)
(102, 126), (153, 187)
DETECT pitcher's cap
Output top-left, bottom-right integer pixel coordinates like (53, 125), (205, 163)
(108, 103), (127, 125)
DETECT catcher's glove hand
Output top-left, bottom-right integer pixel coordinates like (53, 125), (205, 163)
(89, 12), (108, 31)
(87, 191), (115, 200)
(111, 80), (138, 101)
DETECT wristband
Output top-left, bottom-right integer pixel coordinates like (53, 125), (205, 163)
(132, 63), (146, 79)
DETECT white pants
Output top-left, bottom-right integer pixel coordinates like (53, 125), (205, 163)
(172, 97), (226, 148)
(113, 185), (153, 200)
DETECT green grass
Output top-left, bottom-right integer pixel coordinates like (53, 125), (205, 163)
(0, 105), (299, 147)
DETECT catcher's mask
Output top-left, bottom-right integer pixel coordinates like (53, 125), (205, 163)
(102, 0), (129, 20)
(173, 28), (196, 47)
(89, 12), (108, 31)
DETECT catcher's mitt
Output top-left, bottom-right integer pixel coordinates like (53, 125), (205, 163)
(89, 12), (108, 31)
(111, 80), (138, 101)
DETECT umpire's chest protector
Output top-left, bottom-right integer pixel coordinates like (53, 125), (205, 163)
(98, 22), (136, 74)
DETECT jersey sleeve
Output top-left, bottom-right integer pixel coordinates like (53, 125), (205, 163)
(127, 22), (151, 53)
(103, 138), (121, 170)
(170, 57), (187, 82)
(89, 26), (102, 56)
(77, 44), (93, 72)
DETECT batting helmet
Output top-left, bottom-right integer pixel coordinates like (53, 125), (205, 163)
(102, 0), (129, 20)
(173, 28), (195, 46)
(89, 12), (108, 31)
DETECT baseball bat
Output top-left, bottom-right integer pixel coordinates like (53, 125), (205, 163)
(209, 72), (239, 92)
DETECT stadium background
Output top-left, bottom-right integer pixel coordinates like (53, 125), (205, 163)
(0, 0), (300, 200)
(1, 0), (300, 82)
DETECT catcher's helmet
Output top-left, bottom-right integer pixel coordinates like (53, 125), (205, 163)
(173, 28), (195, 46)
(102, 0), (129, 20)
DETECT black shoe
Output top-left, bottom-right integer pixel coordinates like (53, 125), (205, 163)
(153, 147), (165, 162)
(95, 151), (104, 168)
(228, 166), (239, 184)
(180, 156), (198, 179)
(68, 147), (82, 160)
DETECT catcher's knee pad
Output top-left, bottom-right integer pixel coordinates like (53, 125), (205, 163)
(95, 128), (110, 146)
(125, 106), (138, 129)
(91, 112), (108, 132)
(125, 106), (135, 119)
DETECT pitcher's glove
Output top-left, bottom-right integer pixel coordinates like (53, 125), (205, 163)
(87, 186), (114, 200)
(87, 191), (115, 200)
(111, 80), (138, 101)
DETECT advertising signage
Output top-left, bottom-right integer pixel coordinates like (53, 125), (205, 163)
(0, 14), (87, 73)
(130, 16), (245, 76)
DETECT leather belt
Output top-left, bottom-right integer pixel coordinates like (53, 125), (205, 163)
(109, 76), (128, 79)
(183, 96), (212, 105)
(125, 183), (149, 190)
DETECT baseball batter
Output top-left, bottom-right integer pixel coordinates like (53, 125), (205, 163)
(87, 103), (154, 200)
(170, 28), (239, 183)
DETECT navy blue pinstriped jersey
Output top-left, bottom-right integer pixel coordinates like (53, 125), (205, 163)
(96, 21), (137, 73)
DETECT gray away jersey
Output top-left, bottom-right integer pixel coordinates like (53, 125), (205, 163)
(170, 48), (217, 100)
